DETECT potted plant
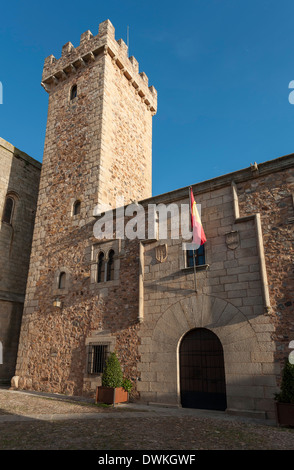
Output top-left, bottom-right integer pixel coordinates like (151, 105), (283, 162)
(95, 352), (132, 405)
(275, 359), (294, 426)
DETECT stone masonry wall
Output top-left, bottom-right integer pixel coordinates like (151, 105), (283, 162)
(0, 139), (41, 295)
(15, 225), (141, 396)
(14, 20), (156, 396)
(137, 156), (293, 420)
(237, 160), (294, 371)
(41, 19), (156, 210)
(0, 138), (41, 382)
(100, 52), (153, 206)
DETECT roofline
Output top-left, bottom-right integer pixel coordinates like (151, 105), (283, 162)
(0, 137), (42, 170)
(141, 152), (294, 205)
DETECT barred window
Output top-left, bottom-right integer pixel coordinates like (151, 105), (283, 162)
(186, 245), (205, 267)
(87, 344), (108, 375)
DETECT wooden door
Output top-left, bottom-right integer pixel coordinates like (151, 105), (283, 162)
(180, 328), (227, 410)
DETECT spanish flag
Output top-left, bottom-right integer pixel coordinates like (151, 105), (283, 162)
(190, 187), (207, 247)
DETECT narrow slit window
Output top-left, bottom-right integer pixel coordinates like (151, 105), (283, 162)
(70, 84), (77, 100)
(2, 197), (14, 224)
(97, 252), (105, 283)
(106, 250), (115, 281)
(58, 272), (66, 289)
(73, 200), (81, 216)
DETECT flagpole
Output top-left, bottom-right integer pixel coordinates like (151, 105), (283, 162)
(189, 186), (197, 293)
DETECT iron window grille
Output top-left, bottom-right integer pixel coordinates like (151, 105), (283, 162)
(87, 343), (109, 375)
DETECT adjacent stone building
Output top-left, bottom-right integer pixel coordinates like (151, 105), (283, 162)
(8, 19), (294, 421)
(0, 138), (41, 383)
(136, 157), (294, 418)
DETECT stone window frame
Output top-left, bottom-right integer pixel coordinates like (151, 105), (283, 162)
(84, 332), (116, 380)
(58, 271), (66, 289)
(181, 241), (209, 272)
(69, 83), (78, 102)
(90, 240), (121, 288)
(186, 244), (205, 266)
(106, 249), (115, 281)
(86, 343), (109, 375)
(72, 199), (81, 216)
(97, 250), (106, 283)
(1, 191), (19, 226)
(70, 196), (84, 223)
(52, 266), (72, 295)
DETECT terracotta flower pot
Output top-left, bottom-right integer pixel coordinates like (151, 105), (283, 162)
(96, 386), (128, 405)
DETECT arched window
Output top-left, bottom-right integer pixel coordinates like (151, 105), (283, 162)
(73, 200), (81, 216)
(2, 196), (14, 224)
(70, 84), (77, 101)
(106, 249), (115, 281)
(97, 252), (105, 283)
(58, 272), (66, 289)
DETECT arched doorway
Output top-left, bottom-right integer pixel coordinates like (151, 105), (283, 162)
(179, 328), (227, 410)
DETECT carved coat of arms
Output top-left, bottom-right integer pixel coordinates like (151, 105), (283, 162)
(225, 231), (240, 250)
(155, 243), (168, 262)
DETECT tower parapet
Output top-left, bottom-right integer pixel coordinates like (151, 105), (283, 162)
(41, 19), (157, 115)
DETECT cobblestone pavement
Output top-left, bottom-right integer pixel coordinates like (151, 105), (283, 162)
(0, 388), (294, 451)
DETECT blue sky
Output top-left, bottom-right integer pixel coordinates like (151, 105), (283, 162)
(0, 0), (294, 196)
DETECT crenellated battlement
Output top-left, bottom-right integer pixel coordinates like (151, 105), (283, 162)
(41, 19), (157, 114)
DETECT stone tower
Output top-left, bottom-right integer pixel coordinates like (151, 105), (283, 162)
(41, 19), (157, 211)
(14, 20), (157, 395)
